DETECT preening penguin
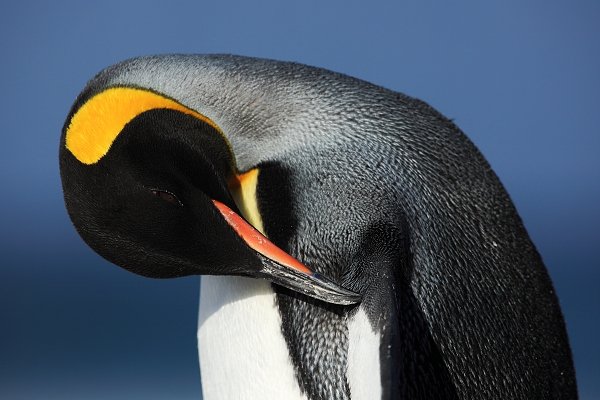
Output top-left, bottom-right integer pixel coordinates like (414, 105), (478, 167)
(60, 55), (577, 399)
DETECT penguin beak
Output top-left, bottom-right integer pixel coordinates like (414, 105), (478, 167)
(213, 200), (361, 305)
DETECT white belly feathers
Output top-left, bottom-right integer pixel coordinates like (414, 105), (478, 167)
(198, 276), (307, 400)
(198, 276), (383, 400)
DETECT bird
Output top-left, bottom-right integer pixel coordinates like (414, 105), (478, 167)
(59, 54), (577, 400)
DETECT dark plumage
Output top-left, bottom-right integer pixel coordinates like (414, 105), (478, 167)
(60, 55), (577, 399)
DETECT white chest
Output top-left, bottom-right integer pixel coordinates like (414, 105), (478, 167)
(197, 276), (307, 400)
(347, 308), (383, 400)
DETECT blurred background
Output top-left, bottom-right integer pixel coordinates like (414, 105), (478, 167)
(1, 1), (598, 399)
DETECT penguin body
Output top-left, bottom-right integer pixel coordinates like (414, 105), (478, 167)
(60, 55), (577, 399)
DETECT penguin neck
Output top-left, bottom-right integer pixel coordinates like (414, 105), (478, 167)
(197, 276), (307, 400)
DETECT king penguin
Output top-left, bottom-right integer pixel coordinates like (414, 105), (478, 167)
(59, 55), (577, 400)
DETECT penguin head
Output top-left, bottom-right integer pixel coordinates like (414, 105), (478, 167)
(60, 86), (359, 305)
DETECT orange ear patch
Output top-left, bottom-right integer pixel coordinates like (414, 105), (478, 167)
(65, 87), (221, 164)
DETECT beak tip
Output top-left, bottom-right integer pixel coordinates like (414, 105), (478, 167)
(256, 257), (362, 306)
(311, 272), (362, 306)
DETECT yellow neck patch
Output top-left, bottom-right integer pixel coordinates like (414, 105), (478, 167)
(229, 168), (265, 235)
(65, 86), (222, 164)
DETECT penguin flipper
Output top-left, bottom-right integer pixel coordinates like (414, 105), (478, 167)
(344, 222), (459, 399)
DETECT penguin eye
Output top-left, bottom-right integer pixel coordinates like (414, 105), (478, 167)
(150, 189), (183, 206)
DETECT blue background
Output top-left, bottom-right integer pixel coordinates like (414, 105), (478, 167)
(1, 1), (598, 399)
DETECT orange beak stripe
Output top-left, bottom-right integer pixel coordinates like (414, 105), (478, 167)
(212, 200), (312, 275)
